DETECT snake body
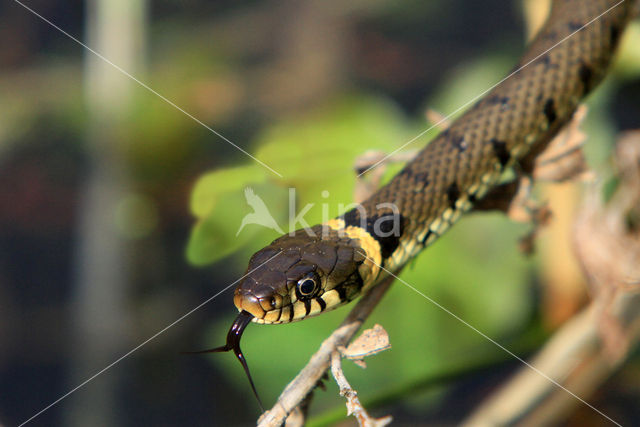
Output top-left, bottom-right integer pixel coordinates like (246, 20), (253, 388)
(209, 0), (634, 404)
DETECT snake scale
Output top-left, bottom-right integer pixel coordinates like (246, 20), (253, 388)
(203, 0), (635, 406)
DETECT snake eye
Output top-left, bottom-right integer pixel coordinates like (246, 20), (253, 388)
(296, 273), (319, 298)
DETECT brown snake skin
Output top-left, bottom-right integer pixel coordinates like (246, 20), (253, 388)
(208, 0), (635, 404)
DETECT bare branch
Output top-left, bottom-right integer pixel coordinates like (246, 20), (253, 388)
(462, 131), (640, 426)
(257, 273), (399, 427)
(338, 323), (391, 368)
(425, 108), (452, 131)
(331, 350), (393, 427)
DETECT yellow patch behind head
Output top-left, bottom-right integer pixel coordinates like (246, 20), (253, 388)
(324, 219), (381, 288)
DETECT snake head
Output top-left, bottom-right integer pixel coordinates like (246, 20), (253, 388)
(234, 222), (381, 324)
(202, 221), (382, 410)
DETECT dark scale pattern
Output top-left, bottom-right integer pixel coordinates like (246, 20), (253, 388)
(446, 183), (461, 209)
(579, 62), (594, 94)
(342, 208), (406, 259)
(544, 98), (558, 124)
(490, 138), (510, 169)
(352, 0), (632, 264)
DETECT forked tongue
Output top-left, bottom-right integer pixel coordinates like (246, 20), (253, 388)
(185, 310), (264, 411)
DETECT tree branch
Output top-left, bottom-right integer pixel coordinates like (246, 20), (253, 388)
(257, 273), (399, 427)
(462, 131), (640, 426)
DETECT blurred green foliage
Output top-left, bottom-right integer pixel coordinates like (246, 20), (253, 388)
(187, 95), (413, 266)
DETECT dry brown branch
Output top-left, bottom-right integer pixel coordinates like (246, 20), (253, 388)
(331, 350), (393, 427)
(338, 323), (391, 368)
(425, 108), (452, 131)
(257, 273), (399, 427)
(462, 131), (640, 426)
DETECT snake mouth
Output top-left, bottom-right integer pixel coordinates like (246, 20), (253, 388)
(186, 310), (263, 411)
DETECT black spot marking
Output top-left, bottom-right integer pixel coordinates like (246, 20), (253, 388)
(537, 54), (559, 70)
(579, 63), (593, 95)
(610, 24), (620, 46)
(491, 138), (510, 169)
(446, 183), (460, 209)
(342, 209), (360, 228)
(398, 167), (413, 178)
(370, 214), (403, 258)
(568, 21), (583, 31)
(336, 286), (348, 302)
(486, 95), (510, 106)
(303, 299), (312, 316)
(451, 134), (468, 152)
(412, 171), (430, 185)
(342, 209), (405, 259)
(316, 297), (326, 311)
(543, 98), (557, 125)
(420, 230), (433, 245)
(468, 193), (477, 204)
(539, 55), (550, 66)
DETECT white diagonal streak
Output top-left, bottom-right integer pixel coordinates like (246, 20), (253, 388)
(19, 251), (282, 426)
(358, 0), (625, 177)
(370, 258), (621, 426)
(13, 0), (283, 178)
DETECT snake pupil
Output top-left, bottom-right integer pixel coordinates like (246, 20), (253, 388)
(299, 279), (316, 295)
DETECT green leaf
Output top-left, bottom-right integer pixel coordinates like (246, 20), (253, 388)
(186, 182), (287, 265)
(187, 94), (414, 266)
(190, 165), (266, 218)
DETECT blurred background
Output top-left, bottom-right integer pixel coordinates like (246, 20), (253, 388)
(1, 0), (639, 426)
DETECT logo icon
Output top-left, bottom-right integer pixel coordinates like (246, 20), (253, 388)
(236, 187), (284, 236)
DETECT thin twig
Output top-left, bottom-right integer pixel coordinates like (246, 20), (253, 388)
(330, 350), (393, 427)
(257, 272), (399, 427)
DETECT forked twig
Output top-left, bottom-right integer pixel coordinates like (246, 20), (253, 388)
(331, 350), (393, 427)
(257, 273), (398, 427)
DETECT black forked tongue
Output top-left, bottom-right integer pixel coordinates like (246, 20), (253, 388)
(184, 310), (264, 411)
